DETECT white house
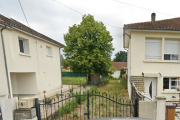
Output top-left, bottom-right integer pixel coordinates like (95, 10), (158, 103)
(0, 14), (64, 120)
(111, 62), (127, 78)
(124, 13), (180, 101)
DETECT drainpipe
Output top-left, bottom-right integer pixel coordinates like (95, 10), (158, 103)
(123, 29), (131, 98)
(59, 47), (63, 88)
(1, 25), (12, 99)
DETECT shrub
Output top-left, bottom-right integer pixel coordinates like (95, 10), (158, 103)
(44, 97), (52, 104)
(73, 112), (78, 117)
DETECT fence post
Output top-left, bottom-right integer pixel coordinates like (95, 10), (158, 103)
(87, 91), (90, 120)
(35, 98), (41, 120)
(134, 98), (138, 117)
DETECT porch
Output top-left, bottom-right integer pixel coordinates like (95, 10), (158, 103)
(10, 72), (38, 97)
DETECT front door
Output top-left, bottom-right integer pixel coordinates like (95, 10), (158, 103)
(145, 77), (157, 101)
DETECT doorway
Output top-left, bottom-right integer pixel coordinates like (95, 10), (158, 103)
(145, 77), (157, 101)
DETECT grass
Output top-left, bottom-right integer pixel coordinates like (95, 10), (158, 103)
(98, 78), (128, 97)
(62, 77), (87, 85)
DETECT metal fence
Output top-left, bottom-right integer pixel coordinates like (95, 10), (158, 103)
(35, 90), (138, 120)
(166, 101), (180, 120)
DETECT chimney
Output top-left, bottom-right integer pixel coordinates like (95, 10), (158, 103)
(151, 13), (156, 22)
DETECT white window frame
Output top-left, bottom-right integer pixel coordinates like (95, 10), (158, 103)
(19, 37), (30, 55)
(163, 77), (179, 91)
(164, 40), (180, 61)
(46, 46), (52, 56)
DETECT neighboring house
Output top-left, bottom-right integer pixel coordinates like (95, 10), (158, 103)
(111, 62), (127, 78)
(124, 13), (180, 101)
(0, 14), (64, 120)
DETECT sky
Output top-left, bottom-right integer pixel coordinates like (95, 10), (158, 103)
(0, 0), (179, 59)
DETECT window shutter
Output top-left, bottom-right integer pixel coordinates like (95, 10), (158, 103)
(145, 39), (162, 60)
(164, 40), (180, 54)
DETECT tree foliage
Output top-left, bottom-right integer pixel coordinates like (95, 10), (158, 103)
(113, 51), (127, 62)
(63, 14), (114, 76)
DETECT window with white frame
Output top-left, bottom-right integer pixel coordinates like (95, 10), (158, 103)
(19, 38), (29, 54)
(46, 46), (52, 56)
(163, 78), (179, 90)
(164, 40), (180, 61)
(145, 39), (162, 61)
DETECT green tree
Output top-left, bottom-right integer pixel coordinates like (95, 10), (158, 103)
(113, 51), (127, 62)
(63, 14), (114, 81)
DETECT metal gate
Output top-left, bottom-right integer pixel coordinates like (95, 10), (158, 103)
(35, 91), (138, 120)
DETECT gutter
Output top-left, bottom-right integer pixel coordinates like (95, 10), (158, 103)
(124, 27), (180, 32)
(1, 25), (12, 98)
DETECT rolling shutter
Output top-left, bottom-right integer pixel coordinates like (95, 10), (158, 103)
(164, 40), (180, 55)
(145, 39), (162, 60)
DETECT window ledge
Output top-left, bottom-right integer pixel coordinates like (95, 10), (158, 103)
(143, 60), (180, 63)
(19, 53), (31, 57)
(46, 55), (53, 58)
(161, 91), (180, 94)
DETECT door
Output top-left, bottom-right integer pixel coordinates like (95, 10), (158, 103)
(145, 77), (157, 101)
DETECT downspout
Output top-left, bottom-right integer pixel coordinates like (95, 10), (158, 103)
(1, 25), (12, 98)
(59, 47), (63, 88)
(123, 28), (131, 98)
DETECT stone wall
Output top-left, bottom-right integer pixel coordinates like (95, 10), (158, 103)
(131, 76), (144, 92)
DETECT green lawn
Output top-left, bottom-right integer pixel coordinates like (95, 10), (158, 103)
(62, 77), (87, 85)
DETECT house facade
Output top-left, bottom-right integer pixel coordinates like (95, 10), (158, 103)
(0, 14), (64, 120)
(124, 13), (180, 101)
(111, 62), (127, 78)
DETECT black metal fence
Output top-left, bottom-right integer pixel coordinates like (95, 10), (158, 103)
(35, 90), (138, 120)
(166, 101), (180, 120)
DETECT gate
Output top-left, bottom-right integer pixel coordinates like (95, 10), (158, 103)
(35, 90), (138, 120)
(166, 101), (180, 120)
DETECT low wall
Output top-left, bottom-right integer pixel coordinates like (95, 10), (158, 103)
(0, 96), (17, 120)
(139, 101), (157, 120)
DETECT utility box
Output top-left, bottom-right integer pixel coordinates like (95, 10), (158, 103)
(19, 97), (34, 109)
(14, 108), (36, 120)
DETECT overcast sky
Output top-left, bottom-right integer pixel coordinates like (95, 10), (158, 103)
(0, 0), (179, 59)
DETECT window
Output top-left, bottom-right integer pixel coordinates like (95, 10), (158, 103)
(164, 40), (180, 61)
(163, 78), (179, 90)
(19, 38), (29, 54)
(46, 46), (52, 56)
(145, 39), (162, 61)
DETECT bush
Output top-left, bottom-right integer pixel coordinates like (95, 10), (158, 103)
(73, 112), (77, 117)
(44, 97), (52, 104)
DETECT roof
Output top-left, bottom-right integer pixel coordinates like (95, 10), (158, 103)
(0, 14), (64, 47)
(124, 17), (180, 31)
(111, 62), (127, 70)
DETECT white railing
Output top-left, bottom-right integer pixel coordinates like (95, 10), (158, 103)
(132, 83), (152, 101)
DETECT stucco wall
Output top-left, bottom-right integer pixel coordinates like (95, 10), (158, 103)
(0, 96), (17, 120)
(11, 73), (38, 94)
(139, 101), (157, 120)
(129, 30), (180, 100)
(0, 25), (62, 96)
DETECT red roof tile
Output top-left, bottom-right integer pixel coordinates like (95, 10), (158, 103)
(111, 62), (127, 70)
(124, 17), (180, 30)
(0, 14), (64, 47)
